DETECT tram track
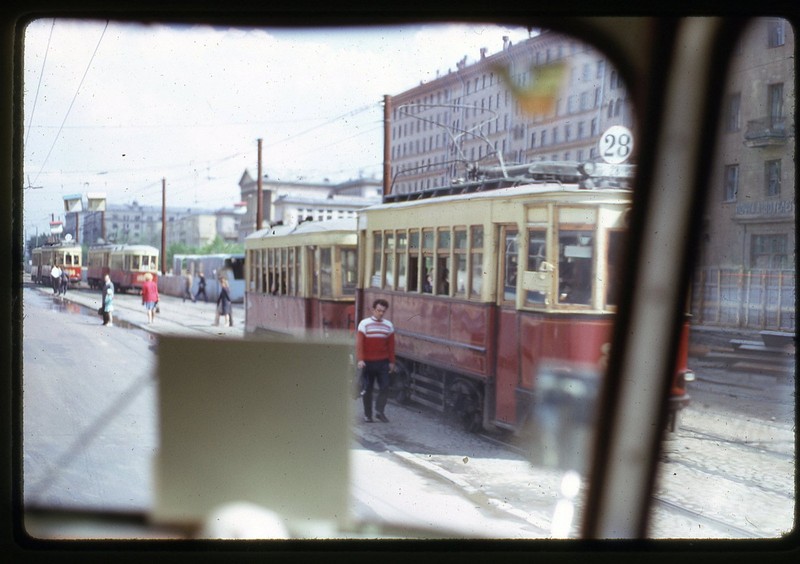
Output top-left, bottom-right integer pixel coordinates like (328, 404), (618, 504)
(650, 496), (763, 538)
(679, 424), (795, 461)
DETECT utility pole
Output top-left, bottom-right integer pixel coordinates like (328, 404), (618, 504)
(256, 138), (263, 231)
(161, 178), (167, 274)
(383, 95), (391, 198)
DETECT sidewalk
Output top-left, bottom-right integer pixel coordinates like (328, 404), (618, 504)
(26, 276), (243, 339)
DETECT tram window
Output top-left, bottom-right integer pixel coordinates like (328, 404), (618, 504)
(281, 248), (289, 295)
(408, 230), (420, 292)
(287, 248), (295, 295)
(132, 256), (140, 270)
(558, 230), (593, 305)
(396, 232), (407, 290)
(454, 228), (467, 297)
(384, 231), (395, 289)
(320, 247), (332, 297)
(470, 226), (484, 298)
(310, 248), (318, 296)
(422, 229), (435, 293)
(422, 256), (434, 293)
(436, 228), (451, 295)
(606, 231), (625, 306)
(503, 228), (518, 302)
(341, 248), (357, 295)
(370, 232), (382, 288)
(526, 229), (548, 305)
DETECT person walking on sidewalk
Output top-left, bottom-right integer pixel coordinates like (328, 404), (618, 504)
(194, 272), (208, 302)
(141, 272), (159, 324)
(214, 278), (232, 327)
(50, 264), (62, 294)
(182, 273), (195, 303)
(356, 298), (395, 423)
(101, 273), (114, 326)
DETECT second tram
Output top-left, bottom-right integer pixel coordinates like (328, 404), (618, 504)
(30, 241), (83, 285)
(245, 218), (359, 335)
(87, 244), (160, 292)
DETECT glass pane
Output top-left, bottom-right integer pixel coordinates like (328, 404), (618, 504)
(504, 229), (518, 301)
(653, 17), (795, 539)
(557, 230), (593, 305)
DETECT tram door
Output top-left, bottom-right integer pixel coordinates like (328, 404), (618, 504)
(493, 225), (520, 426)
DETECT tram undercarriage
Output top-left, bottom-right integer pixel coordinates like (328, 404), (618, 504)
(393, 357), (488, 433)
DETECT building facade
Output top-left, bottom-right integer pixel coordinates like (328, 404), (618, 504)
(387, 30), (632, 197)
(693, 17), (795, 331)
(65, 201), (243, 248)
(237, 172), (382, 238)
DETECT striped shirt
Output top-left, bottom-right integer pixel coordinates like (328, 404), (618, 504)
(356, 316), (396, 363)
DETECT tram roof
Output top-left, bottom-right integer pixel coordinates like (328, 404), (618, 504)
(88, 243), (160, 253)
(247, 217), (358, 241)
(368, 182), (632, 213)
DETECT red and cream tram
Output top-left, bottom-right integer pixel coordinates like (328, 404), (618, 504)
(245, 218), (358, 335)
(30, 241), (83, 285)
(244, 163), (693, 434)
(86, 244), (159, 292)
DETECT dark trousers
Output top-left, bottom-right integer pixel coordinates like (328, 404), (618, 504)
(361, 360), (390, 418)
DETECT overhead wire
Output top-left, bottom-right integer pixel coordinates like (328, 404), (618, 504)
(24, 18), (55, 151)
(30, 20), (109, 188)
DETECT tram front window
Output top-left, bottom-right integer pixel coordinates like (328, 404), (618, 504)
(558, 230), (593, 305)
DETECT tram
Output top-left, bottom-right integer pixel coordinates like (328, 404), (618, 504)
(244, 163), (693, 433)
(86, 244), (159, 292)
(173, 253), (246, 303)
(245, 218), (358, 335)
(30, 241), (83, 285)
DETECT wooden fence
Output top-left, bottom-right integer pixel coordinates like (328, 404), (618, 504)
(691, 268), (795, 332)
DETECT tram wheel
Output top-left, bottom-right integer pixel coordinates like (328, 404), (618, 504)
(392, 363), (412, 404)
(447, 378), (482, 433)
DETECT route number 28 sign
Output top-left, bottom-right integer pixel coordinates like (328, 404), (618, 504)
(599, 125), (633, 164)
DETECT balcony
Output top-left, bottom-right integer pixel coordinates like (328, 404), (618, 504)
(744, 116), (793, 147)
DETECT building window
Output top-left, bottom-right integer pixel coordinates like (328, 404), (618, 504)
(765, 159), (781, 197)
(723, 164), (739, 202)
(768, 83), (784, 123)
(751, 234), (788, 269)
(725, 93), (741, 132)
(768, 19), (785, 48)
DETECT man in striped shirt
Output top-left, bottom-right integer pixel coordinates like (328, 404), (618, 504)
(356, 299), (395, 423)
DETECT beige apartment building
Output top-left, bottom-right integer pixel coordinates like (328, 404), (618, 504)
(386, 30), (632, 196)
(694, 18), (795, 331)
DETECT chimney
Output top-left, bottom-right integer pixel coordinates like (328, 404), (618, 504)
(503, 36), (510, 50)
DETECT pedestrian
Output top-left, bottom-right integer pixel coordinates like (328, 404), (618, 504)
(59, 269), (69, 296)
(356, 298), (395, 423)
(50, 263), (62, 294)
(194, 272), (208, 302)
(141, 272), (159, 324)
(182, 272), (195, 302)
(214, 278), (232, 327)
(101, 273), (114, 326)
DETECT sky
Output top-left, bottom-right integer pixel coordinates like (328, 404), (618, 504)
(22, 19), (533, 238)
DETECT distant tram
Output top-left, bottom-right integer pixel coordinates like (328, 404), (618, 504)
(245, 218), (358, 335)
(244, 163), (693, 433)
(173, 253), (246, 303)
(31, 242), (83, 285)
(87, 244), (159, 292)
